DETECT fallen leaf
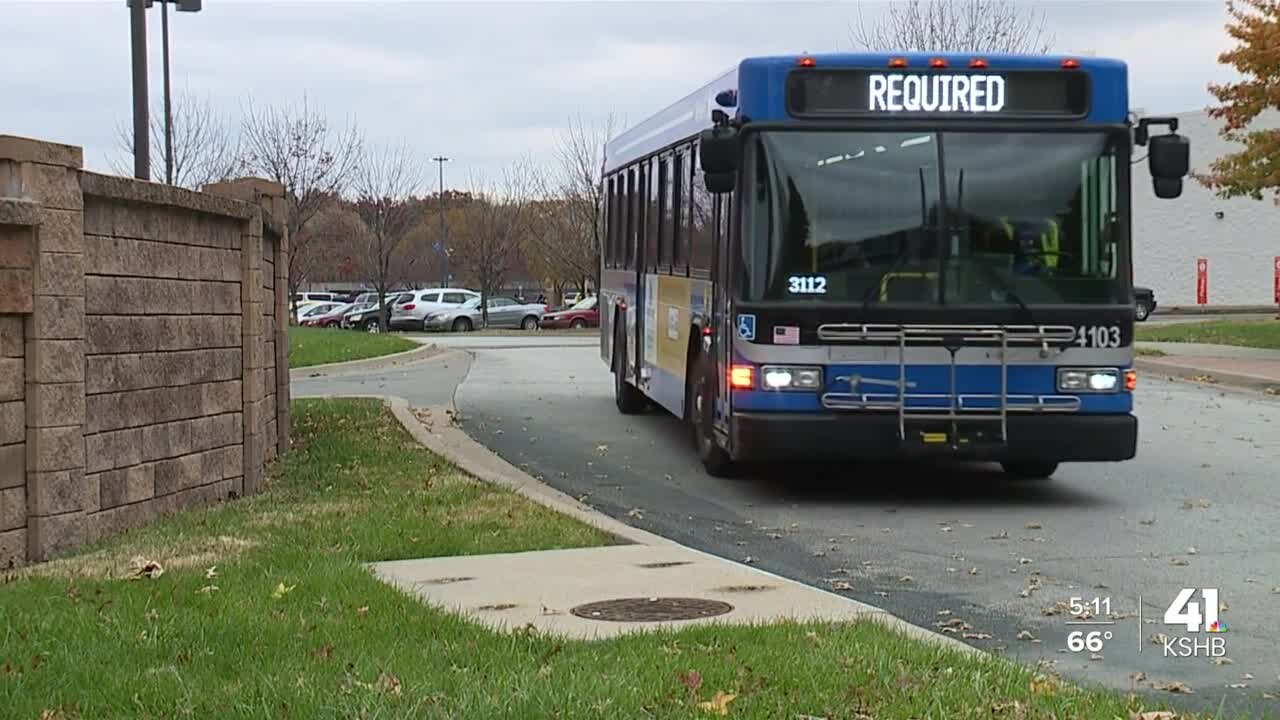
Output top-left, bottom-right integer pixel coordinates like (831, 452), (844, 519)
(1140, 518), (1156, 526)
(356, 606), (369, 616)
(627, 508), (644, 519)
(1029, 673), (1059, 696)
(743, 556), (756, 564)
(697, 691), (737, 715)
(1151, 680), (1194, 694)
(1169, 558), (1190, 566)
(205, 566), (218, 579)
(831, 581), (853, 591)
(1018, 557), (1033, 565)
(898, 575), (913, 583)
(968, 567), (980, 576)
(1227, 683), (1249, 689)
(596, 444), (608, 454)
(271, 582), (296, 599)
(1130, 712), (1176, 720)
(1089, 652), (1104, 661)
(375, 670), (402, 696)
(1025, 522), (1042, 530)
(1212, 657), (1234, 666)
(197, 585), (218, 594)
(1186, 546), (1198, 555)
(129, 557), (164, 580)
(989, 530), (1009, 540)
(1264, 691), (1278, 699)
(991, 700), (1023, 715)
(1151, 633), (1170, 645)
(963, 632), (993, 640)
(1243, 673), (1254, 680)
(937, 609), (952, 616)
(874, 591), (889, 597)
(1016, 630), (1037, 641)
(312, 644), (334, 660)
(677, 669), (703, 691)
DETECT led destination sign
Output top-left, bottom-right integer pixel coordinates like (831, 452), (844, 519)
(787, 69), (1089, 118)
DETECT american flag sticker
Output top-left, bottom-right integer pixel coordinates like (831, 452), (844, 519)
(774, 325), (800, 345)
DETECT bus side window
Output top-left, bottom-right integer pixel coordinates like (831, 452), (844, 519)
(604, 176), (616, 268)
(626, 168), (637, 270)
(672, 149), (687, 277)
(658, 154), (671, 271)
(690, 144), (713, 274)
(646, 156), (660, 272)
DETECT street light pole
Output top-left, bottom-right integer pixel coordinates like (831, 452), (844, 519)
(129, 0), (150, 180)
(161, 0), (173, 185)
(433, 156), (450, 287)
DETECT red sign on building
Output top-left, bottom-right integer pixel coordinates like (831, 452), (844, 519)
(1196, 258), (1208, 305)
(1274, 256), (1280, 305)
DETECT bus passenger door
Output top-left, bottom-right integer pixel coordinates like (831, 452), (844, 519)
(711, 188), (734, 435)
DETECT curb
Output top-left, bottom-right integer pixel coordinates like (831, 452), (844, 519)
(1156, 305), (1278, 316)
(1135, 357), (1280, 394)
(371, 395), (980, 656)
(288, 342), (442, 380)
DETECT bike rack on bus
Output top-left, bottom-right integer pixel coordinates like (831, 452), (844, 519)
(816, 324), (1079, 450)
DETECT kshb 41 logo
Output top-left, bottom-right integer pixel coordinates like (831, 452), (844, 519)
(1162, 588), (1226, 657)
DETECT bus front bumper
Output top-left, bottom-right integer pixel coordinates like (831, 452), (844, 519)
(729, 412), (1137, 463)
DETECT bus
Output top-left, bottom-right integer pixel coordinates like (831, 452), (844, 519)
(598, 52), (1190, 480)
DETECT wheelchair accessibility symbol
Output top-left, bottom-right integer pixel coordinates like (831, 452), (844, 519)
(736, 314), (756, 341)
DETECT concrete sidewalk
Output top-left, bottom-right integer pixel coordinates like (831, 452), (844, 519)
(1136, 341), (1280, 393)
(366, 394), (976, 653)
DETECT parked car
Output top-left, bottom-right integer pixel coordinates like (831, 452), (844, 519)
(296, 301), (343, 324)
(293, 292), (339, 305)
(560, 290), (584, 308)
(300, 302), (354, 328)
(1134, 287), (1157, 321)
(389, 288), (481, 331)
(423, 295), (549, 332)
(539, 295), (599, 329)
(344, 293), (412, 332)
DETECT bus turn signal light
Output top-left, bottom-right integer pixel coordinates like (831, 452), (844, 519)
(969, 58), (988, 68)
(888, 57), (908, 68)
(1124, 369), (1137, 391)
(1061, 58), (1080, 69)
(729, 365), (754, 390)
(797, 56), (816, 68)
(929, 57), (948, 68)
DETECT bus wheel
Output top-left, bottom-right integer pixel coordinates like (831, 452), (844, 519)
(691, 354), (735, 478)
(613, 327), (646, 414)
(1000, 461), (1058, 480)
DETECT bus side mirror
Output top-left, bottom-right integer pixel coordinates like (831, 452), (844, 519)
(705, 171), (736, 194)
(699, 126), (740, 174)
(1148, 133), (1189, 180)
(1153, 177), (1183, 199)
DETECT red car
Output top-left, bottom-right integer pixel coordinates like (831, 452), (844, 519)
(539, 296), (598, 329)
(300, 303), (354, 328)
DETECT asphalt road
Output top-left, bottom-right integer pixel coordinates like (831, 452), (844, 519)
(294, 334), (1280, 715)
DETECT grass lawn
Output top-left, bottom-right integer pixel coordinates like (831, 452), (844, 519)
(1136, 319), (1280, 350)
(0, 400), (1207, 719)
(288, 325), (418, 368)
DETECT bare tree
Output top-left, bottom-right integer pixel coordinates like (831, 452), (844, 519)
(110, 91), (246, 189)
(549, 113), (618, 293)
(239, 94), (363, 309)
(351, 142), (427, 332)
(849, 0), (1054, 53)
(452, 159), (538, 327)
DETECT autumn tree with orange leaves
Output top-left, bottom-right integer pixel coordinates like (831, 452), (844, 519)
(1196, 0), (1280, 204)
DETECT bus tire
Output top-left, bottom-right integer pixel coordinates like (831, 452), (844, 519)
(1000, 461), (1058, 480)
(613, 325), (646, 414)
(690, 353), (736, 478)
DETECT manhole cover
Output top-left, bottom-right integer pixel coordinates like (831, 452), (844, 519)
(570, 597), (733, 622)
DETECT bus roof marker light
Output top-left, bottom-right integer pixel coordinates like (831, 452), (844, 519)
(969, 58), (989, 69)
(1062, 58), (1081, 69)
(797, 56), (816, 68)
(888, 57), (907, 68)
(929, 57), (948, 68)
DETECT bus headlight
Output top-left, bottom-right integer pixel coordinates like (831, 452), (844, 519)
(1057, 368), (1121, 393)
(761, 365), (822, 391)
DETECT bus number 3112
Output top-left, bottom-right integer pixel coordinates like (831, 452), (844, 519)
(1075, 325), (1123, 348)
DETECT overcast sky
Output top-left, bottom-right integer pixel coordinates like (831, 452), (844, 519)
(4, 0), (1240, 187)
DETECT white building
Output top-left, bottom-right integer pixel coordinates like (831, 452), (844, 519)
(1131, 108), (1280, 308)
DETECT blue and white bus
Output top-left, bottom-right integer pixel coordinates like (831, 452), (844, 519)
(599, 52), (1190, 479)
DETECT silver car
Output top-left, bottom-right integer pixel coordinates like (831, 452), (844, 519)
(424, 295), (548, 332)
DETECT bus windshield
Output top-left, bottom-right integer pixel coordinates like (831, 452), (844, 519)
(739, 130), (1128, 306)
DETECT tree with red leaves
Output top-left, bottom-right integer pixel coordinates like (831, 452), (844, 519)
(1196, 0), (1280, 204)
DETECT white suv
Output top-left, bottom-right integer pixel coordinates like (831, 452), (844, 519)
(389, 288), (480, 331)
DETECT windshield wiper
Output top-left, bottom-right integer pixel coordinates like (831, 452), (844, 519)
(971, 261), (1036, 324)
(858, 244), (915, 320)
